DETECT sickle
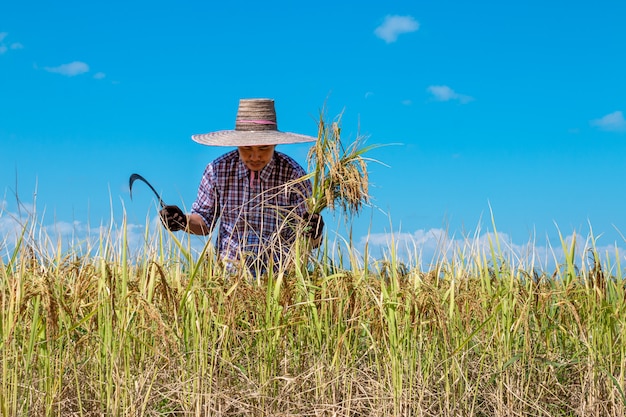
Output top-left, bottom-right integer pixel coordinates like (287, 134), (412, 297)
(129, 173), (166, 208)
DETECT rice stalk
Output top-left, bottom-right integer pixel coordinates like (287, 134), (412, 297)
(306, 109), (382, 218)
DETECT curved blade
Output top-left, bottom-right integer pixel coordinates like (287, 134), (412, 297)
(129, 173), (166, 208)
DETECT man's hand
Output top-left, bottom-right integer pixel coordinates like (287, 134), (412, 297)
(303, 212), (324, 241)
(159, 205), (187, 231)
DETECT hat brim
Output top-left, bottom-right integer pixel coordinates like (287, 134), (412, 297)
(192, 130), (317, 146)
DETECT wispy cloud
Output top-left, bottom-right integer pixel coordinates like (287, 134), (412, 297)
(44, 61), (90, 77)
(375, 15), (419, 43)
(0, 200), (205, 263)
(2, 33), (109, 81)
(0, 32), (23, 55)
(591, 111), (626, 132)
(427, 85), (474, 104)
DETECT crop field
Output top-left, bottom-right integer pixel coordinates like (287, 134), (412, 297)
(2, 118), (625, 416)
(1, 217), (626, 416)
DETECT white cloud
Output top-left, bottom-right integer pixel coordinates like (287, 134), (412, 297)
(93, 72), (106, 79)
(0, 200), (210, 263)
(427, 85), (474, 104)
(365, 228), (447, 250)
(591, 111), (626, 132)
(3, 195), (625, 278)
(375, 15), (419, 43)
(0, 215), (20, 238)
(357, 227), (625, 273)
(0, 33), (8, 54)
(0, 33), (22, 55)
(44, 61), (90, 77)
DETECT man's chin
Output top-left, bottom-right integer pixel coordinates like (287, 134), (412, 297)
(247, 163), (267, 170)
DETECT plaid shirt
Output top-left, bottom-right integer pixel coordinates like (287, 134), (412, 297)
(191, 149), (311, 270)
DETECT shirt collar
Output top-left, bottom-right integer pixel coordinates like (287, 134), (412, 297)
(236, 153), (277, 182)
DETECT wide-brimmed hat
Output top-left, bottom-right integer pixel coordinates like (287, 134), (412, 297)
(191, 98), (317, 146)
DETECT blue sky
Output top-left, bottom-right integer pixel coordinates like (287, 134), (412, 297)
(2, 1), (626, 267)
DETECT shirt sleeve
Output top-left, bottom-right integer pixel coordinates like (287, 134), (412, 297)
(191, 163), (220, 230)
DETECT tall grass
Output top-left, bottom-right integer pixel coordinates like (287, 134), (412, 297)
(2, 112), (626, 415)
(2, 208), (626, 416)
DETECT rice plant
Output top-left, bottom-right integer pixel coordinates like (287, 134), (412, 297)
(4, 203), (626, 416)
(306, 108), (381, 218)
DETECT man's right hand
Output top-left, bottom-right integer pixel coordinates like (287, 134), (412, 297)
(159, 205), (187, 231)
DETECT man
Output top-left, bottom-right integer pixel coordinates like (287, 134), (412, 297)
(159, 98), (324, 274)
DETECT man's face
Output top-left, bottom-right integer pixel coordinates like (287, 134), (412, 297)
(237, 145), (276, 171)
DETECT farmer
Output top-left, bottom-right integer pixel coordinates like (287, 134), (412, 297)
(159, 98), (324, 274)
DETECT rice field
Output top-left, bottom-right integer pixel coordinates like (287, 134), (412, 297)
(2, 116), (626, 416)
(1, 212), (626, 417)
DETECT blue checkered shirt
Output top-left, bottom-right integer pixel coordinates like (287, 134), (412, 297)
(191, 150), (311, 269)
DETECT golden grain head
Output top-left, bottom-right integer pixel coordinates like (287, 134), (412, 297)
(307, 112), (372, 217)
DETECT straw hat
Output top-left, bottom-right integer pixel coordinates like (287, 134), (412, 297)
(192, 98), (317, 146)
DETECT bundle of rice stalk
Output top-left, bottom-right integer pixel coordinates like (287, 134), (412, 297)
(306, 111), (380, 218)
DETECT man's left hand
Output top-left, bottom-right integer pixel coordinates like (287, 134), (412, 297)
(303, 213), (324, 240)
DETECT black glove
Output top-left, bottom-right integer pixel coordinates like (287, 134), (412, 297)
(303, 212), (324, 240)
(159, 205), (187, 231)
